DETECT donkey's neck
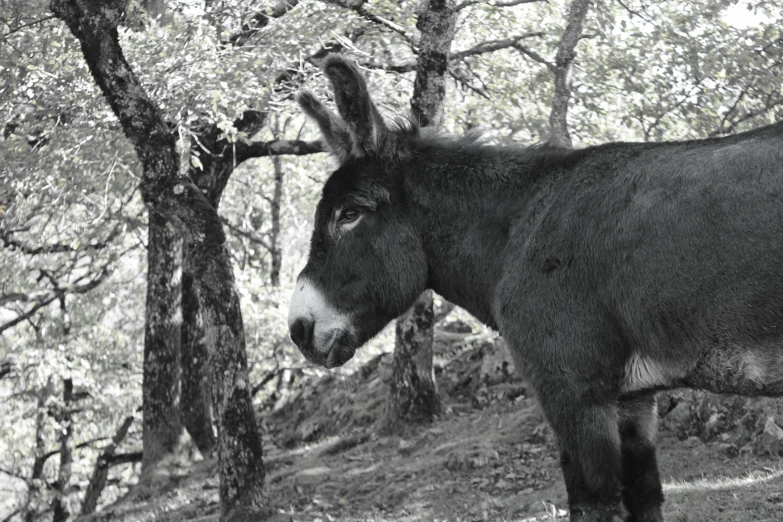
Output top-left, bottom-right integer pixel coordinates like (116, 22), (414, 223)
(405, 142), (557, 328)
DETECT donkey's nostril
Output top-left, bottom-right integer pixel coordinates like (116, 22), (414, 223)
(289, 317), (313, 348)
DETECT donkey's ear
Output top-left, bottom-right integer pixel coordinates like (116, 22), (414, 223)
(321, 54), (388, 155)
(297, 91), (354, 163)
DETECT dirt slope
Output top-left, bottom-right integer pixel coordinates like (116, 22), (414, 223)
(85, 326), (783, 522)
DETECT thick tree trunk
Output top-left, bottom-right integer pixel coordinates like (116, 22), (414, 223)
(181, 239), (216, 456)
(384, 0), (458, 432)
(52, 378), (73, 522)
(80, 416), (135, 515)
(548, 0), (590, 148)
(141, 214), (183, 474)
(51, 2), (267, 518)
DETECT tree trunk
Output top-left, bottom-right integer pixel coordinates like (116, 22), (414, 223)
(52, 378), (73, 522)
(80, 416), (135, 515)
(382, 290), (440, 432)
(269, 156), (284, 287)
(409, 0), (458, 128)
(548, 0), (591, 148)
(181, 239), (216, 456)
(383, 0), (457, 432)
(51, 2), (267, 517)
(142, 213), (183, 474)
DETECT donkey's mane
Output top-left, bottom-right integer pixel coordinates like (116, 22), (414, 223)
(387, 114), (599, 183)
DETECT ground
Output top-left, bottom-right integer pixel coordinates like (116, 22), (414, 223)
(84, 326), (783, 522)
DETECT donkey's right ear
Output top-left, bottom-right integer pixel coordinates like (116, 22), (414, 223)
(297, 91), (354, 164)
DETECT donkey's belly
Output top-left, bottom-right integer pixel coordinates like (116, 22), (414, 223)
(621, 344), (783, 397)
(683, 345), (783, 396)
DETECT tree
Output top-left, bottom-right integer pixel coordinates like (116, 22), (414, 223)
(49, 1), (267, 518)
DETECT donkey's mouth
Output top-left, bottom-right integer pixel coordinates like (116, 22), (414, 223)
(324, 343), (356, 368)
(296, 329), (357, 368)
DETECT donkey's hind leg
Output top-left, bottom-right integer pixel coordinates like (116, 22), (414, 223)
(537, 385), (627, 522)
(619, 393), (664, 522)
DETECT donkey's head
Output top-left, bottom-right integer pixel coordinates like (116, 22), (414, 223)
(288, 55), (427, 368)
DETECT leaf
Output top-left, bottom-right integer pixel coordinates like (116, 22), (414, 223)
(190, 155), (203, 170)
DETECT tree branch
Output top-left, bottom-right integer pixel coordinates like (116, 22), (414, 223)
(225, 0), (300, 47)
(1, 15), (57, 42)
(221, 217), (272, 252)
(103, 452), (143, 466)
(236, 139), (324, 162)
(450, 32), (546, 61)
(512, 43), (554, 70)
(455, 0), (543, 11)
(0, 225), (121, 255)
(321, 0), (417, 49)
(0, 264), (112, 334)
(80, 416), (135, 515)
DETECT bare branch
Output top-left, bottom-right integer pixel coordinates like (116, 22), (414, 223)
(456, 0), (543, 11)
(615, 0), (653, 24)
(237, 139), (324, 162)
(1, 15), (57, 42)
(709, 96), (783, 137)
(321, 0), (417, 49)
(512, 43), (554, 71)
(0, 225), (121, 255)
(449, 68), (490, 99)
(0, 265), (112, 334)
(450, 32), (546, 61)
(221, 217), (273, 252)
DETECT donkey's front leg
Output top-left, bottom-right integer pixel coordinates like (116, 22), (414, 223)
(537, 382), (627, 522)
(619, 393), (664, 522)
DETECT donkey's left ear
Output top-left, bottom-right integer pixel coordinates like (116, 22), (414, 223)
(322, 54), (389, 157)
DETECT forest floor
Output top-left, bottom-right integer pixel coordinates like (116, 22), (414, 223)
(86, 324), (783, 522)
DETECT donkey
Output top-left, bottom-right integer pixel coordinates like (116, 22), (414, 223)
(287, 54), (783, 522)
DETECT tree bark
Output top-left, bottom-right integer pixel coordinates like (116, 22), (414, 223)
(383, 0), (457, 432)
(180, 239), (216, 456)
(52, 378), (73, 522)
(142, 214), (183, 474)
(410, 0), (458, 127)
(50, 2), (267, 518)
(382, 290), (440, 432)
(548, 0), (590, 147)
(80, 416), (135, 515)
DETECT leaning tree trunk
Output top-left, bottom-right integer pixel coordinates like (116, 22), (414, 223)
(381, 0), (457, 433)
(80, 416), (135, 515)
(180, 242), (217, 456)
(51, 2), (267, 518)
(141, 214), (183, 474)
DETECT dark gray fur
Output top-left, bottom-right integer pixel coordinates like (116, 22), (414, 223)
(291, 54), (783, 522)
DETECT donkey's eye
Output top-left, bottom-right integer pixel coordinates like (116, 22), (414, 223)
(339, 208), (361, 224)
